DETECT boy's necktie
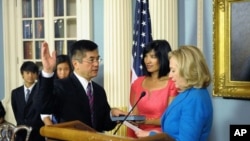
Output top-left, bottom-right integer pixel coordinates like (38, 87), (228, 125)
(25, 89), (30, 102)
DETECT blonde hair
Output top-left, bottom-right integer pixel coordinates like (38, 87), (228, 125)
(168, 45), (211, 89)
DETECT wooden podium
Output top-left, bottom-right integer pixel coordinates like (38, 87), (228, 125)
(40, 120), (174, 141)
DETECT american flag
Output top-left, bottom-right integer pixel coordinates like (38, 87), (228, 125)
(131, 0), (153, 83)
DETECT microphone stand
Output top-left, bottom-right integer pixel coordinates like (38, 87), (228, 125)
(113, 91), (146, 135)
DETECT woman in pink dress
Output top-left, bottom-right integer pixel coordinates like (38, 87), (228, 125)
(128, 40), (178, 138)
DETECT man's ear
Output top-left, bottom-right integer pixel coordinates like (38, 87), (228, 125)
(71, 59), (78, 69)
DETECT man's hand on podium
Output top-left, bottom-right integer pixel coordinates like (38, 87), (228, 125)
(128, 120), (144, 127)
(111, 108), (128, 117)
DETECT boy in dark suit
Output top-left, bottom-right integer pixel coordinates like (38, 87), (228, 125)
(40, 40), (127, 132)
(11, 61), (45, 141)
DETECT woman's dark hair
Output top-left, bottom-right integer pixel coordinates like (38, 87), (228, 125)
(142, 40), (172, 78)
(54, 55), (73, 78)
(0, 101), (6, 118)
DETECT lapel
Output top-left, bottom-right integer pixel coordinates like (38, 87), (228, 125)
(164, 88), (192, 116)
(70, 73), (88, 100)
(18, 86), (27, 106)
(70, 74), (94, 119)
(25, 83), (37, 107)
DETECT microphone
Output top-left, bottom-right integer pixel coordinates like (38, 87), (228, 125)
(113, 91), (146, 135)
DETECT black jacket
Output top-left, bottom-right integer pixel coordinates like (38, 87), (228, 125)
(40, 73), (117, 132)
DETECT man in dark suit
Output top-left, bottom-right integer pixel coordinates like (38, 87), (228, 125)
(11, 61), (45, 141)
(40, 40), (127, 132)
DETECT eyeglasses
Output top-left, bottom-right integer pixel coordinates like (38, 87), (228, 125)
(82, 58), (102, 64)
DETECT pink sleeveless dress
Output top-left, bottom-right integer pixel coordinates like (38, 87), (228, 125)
(128, 76), (178, 138)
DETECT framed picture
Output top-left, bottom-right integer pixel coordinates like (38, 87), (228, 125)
(213, 0), (250, 98)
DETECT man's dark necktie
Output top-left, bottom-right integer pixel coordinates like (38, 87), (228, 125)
(86, 82), (94, 126)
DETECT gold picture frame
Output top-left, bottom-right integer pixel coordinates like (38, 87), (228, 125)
(213, 0), (250, 98)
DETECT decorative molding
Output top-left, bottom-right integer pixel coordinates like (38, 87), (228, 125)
(218, 73), (237, 94)
(218, 1), (225, 12)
